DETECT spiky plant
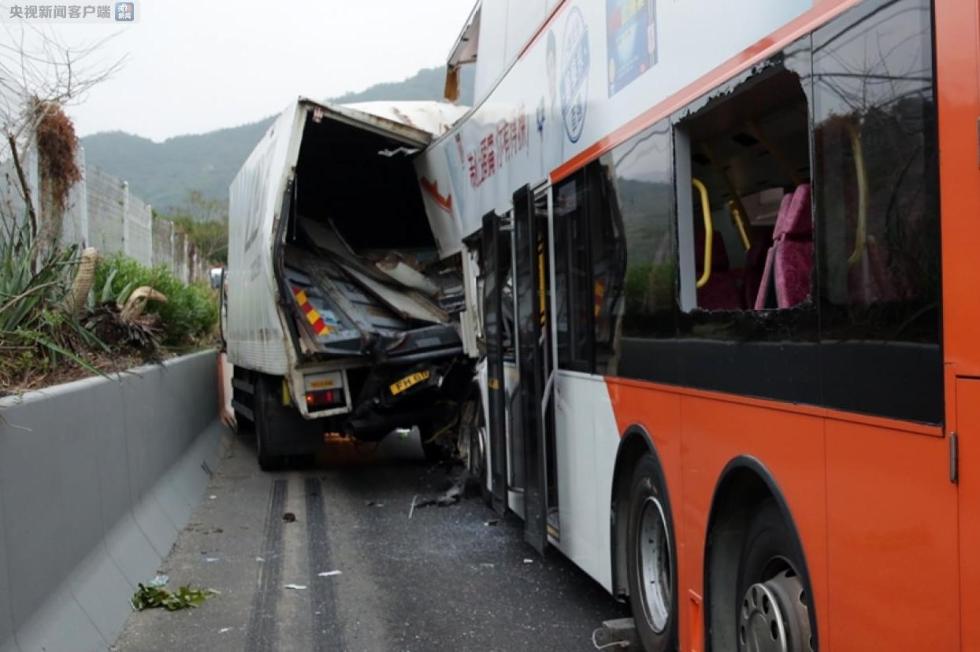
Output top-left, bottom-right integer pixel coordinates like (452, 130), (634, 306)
(0, 217), (106, 385)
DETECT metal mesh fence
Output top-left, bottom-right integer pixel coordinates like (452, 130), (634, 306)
(0, 147), (37, 236)
(59, 152), (88, 249)
(2, 140), (212, 283)
(85, 166), (126, 256)
(173, 231), (188, 282)
(152, 217), (174, 270)
(125, 193), (153, 266)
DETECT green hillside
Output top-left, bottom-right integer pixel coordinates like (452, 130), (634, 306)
(81, 66), (474, 212)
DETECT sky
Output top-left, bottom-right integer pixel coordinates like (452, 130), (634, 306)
(1, 0), (475, 141)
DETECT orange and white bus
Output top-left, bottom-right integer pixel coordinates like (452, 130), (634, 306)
(416, 0), (980, 649)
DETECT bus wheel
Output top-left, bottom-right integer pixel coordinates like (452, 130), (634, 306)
(626, 454), (677, 651)
(735, 500), (814, 652)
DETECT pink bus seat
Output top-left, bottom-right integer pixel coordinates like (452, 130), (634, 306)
(774, 184), (813, 308)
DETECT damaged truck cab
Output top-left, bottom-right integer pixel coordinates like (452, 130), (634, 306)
(226, 99), (471, 469)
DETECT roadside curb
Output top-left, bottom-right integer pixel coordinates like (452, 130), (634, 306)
(0, 351), (222, 652)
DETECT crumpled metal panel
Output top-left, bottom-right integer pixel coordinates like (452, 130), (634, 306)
(227, 98), (465, 375)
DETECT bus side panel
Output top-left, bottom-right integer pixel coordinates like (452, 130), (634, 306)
(956, 380), (980, 651)
(550, 373), (685, 597)
(679, 395), (828, 652)
(553, 372), (603, 585)
(825, 422), (958, 650)
(935, 0), (980, 378)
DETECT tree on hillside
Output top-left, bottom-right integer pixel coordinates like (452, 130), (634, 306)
(181, 190), (227, 223)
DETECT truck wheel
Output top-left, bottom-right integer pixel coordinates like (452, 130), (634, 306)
(254, 374), (286, 471)
(253, 374), (322, 471)
(255, 420), (283, 471)
(626, 454), (678, 652)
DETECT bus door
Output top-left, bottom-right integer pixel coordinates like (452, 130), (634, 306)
(513, 183), (558, 554)
(481, 210), (510, 515)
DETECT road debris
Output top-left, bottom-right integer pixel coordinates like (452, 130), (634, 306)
(148, 574), (169, 588)
(131, 582), (215, 612)
(218, 627), (233, 634)
(317, 570), (342, 578)
(284, 583), (308, 591)
(411, 478), (465, 513)
(523, 558), (534, 564)
(255, 556), (265, 563)
(484, 519), (499, 527)
(209, 495), (217, 500)
(283, 512), (297, 523)
(409, 494), (419, 519)
(366, 500), (384, 508)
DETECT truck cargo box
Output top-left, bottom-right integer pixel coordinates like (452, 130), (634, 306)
(227, 99), (471, 446)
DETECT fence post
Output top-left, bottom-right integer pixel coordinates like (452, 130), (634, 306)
(146, 204), (153, 267)
(79, 153), (89, 246)
(120, 179), (129, 258)
(74, 146), (89, 246)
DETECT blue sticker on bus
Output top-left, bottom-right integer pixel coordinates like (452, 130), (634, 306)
(606, 0), (658, 97)
(560, 6), (591, 144)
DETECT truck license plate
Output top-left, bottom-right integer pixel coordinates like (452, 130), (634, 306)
(389, 370), (431, 396)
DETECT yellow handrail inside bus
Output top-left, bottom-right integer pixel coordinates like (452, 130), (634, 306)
(728, 200), (751, 251)
(693, 177), (713, 289)
(846, 121), (868, 266)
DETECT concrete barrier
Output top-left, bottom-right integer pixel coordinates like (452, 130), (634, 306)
(0, 350), (224, 652)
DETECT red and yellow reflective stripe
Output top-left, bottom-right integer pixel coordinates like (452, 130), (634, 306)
(292, 287), (331, 336)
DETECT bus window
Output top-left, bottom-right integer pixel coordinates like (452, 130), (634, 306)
(554, 172), (595, 372)
(590, 163), (627, 374)
(543, 1), (940, 422)
(597, 121), (676, 376)
(813, 0), (942, 421)
(676, 66), (813, 315)
(813, 0), (940, 345)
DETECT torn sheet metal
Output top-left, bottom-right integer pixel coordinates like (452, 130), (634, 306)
(297, 217), (449, 324)
(340, 265), (448, 325)
(375, 256), (440, 297)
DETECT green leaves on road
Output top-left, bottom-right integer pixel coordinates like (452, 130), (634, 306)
(131, 583), (215, 612)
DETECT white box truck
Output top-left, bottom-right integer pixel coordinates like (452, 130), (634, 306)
(225, 98), (472, 469)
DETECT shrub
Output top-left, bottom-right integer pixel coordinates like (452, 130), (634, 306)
(93, 255), (218, 345)
(0, 219), (104, 385)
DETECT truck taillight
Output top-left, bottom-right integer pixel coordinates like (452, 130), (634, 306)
(306, 389), (343, 410)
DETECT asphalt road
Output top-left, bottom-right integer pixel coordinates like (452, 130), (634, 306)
(111, 430), (627, 651)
